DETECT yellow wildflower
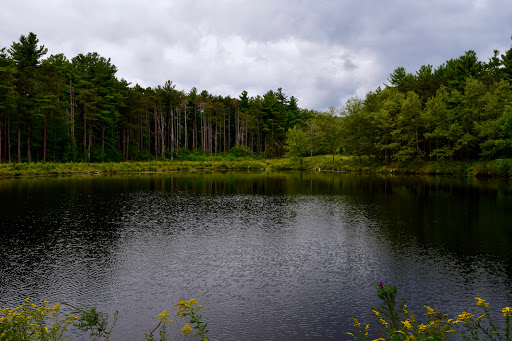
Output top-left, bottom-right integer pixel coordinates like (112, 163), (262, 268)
(346, 332), (355, 337)
(475, 298), (489, 308)
(379, 318), (389, 328)
(180, 324), (193, 337)
(424, 306), (434, 315)
(403, 304), (409, 315)
(402, 320), (413, 330)
(418, 323), (427, 332)
(352, 318), (361, 328)
(502, 307), (512, 318)
(406, 334), (416, 341)
(453, 311), (473, 324)
(372, 338), (386, 341)
(156, 310), (170, 321)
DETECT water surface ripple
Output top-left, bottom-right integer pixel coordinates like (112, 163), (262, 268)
(1, 172), (511, 340)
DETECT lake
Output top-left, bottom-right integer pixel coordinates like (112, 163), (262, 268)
(1, 171), (511, 340)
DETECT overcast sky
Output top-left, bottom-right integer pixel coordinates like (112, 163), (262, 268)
(2, 0), (512, 111)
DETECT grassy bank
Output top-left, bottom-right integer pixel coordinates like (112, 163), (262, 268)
(271, 155), (512, 177)
(0, 156), (511, 177)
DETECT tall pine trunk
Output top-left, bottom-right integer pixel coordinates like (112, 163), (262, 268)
(27, 126), (31, 163)
(101, 125), (105, 162)
(7, 118), (11, 163)
(88, 126), (92, 161)
(18, 126), (21, 163)
(0, 116), (2, 163)
(43, 112), (47, 162)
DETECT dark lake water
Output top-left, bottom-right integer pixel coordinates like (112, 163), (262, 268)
(1, 171), (511, 340)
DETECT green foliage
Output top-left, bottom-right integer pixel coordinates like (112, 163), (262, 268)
(145, 310), (173, 341)
(63, 303), (118, 340)
(0, 299), (75, 341)
(173, 299), (210, 341)
(1, 298), (211, 341)
(2, 32), (512, 167)
(228, 146), (254, 158)
(347, 283), (512, 341)
(284, 126), (309, 159)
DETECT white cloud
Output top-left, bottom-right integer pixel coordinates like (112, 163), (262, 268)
(1, 0), (512, 111)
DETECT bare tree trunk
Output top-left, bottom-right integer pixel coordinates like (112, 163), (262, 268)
(201, 110), (205, 151)
(215, 122), (218, 155)
(170, 108), (174, 159)
(228, 107), (231, 151)
(147, 111), (151, 156)
(126, 127), (130, 161)
(0, 116), (2, 163)
(69, 79), (75, 143)
(18, 126), (21, 163)
(235, 108), (239, 147)
(184, 105), (188, 150)
(8, 118), (11, 163)
(140, 118), (144, 153)
(43, 113), (47, 162)
(83, 111), (87, 157)
(88, 126), (92, 161)
(122, 126), (126, 160)
(101, 125), (105, 162)
(27, 126), (31, 163)
(154, 106), (157, 159)
(193, 103), (197, 149)
(160, 108), (165, 157)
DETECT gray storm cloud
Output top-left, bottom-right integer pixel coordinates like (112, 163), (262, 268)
(1, 0), (511, 110)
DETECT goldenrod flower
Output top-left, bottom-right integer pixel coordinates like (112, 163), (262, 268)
(352, 318), (361, 328)
(502, 307), (512, 318)
(346, 332), (355, 337)
(180, 323), (193, 336)
(475, 297), (489, 308)
(406, 334), (416, 341)
(453, 311), (473, 324)
(424, 306), (434, 315)
(156, 310), (170, 321)
(378, 318), (389, 328)
(402, 320), (412, 330)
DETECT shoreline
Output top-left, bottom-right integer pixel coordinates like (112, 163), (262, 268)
(0, 157), (511, 178)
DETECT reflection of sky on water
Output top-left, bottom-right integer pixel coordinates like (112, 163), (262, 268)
(0, 173), (511, 340)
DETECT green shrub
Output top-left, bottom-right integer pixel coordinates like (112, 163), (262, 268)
(347, 283), (512, 341)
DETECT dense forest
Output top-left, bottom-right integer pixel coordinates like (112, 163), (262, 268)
(1, 32), (512, 163)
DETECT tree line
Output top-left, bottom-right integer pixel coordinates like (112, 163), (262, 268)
(0, 32), (321, 163)
(287, 41), (512, 163)
(2, 32), (512, 164)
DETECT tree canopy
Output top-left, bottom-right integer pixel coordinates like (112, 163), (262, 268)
(1, 32), (512, 164)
